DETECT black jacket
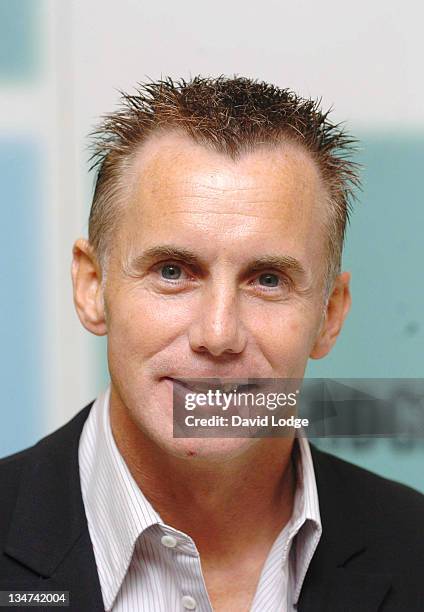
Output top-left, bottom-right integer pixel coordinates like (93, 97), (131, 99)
(0, 403), (423, 611)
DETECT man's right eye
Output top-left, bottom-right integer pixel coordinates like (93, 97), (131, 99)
(159, 263), (183, 280)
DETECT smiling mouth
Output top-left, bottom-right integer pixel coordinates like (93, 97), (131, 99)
(169, 378), (256, 394)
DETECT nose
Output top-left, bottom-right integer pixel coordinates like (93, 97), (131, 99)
(188, 282), (248, 357)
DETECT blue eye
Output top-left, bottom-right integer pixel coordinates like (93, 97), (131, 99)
(161, 264), (182, 280)
(258, 273), (279, 287)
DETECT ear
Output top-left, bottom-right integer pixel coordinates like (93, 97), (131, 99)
(71, 238), (107, 336)
(310, 271), (351, 359)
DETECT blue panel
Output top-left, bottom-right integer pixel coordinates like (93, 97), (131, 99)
(0, 0), (40, 81)
(0, 138), (44, 457)
(307, 134), (424, 378)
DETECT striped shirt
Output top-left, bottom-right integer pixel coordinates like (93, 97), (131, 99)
(78, 386), (322, 611)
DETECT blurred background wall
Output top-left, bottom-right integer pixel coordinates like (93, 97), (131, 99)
(0, 0), (423, 492)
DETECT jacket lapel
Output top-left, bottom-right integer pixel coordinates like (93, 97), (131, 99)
(298, 445), (392, 612)
(3, 403), (104, 611)
(299, 568), (391, 612)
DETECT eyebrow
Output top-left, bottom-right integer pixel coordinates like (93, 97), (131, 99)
(124, 245), (307, 278)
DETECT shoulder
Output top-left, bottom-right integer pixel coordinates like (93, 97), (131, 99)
(0, 447), (29, 520)
(0, 403), (94, 537)
(311, 443), (424, 507)
(0, 401), (94, 470)
(310, 443), (424, 556)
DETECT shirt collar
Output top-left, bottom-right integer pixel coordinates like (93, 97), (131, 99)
(290, 433), (322, 604)
(79, 385), (322, 610)
(79, 386), (162, 610)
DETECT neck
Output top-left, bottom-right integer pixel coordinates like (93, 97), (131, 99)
(109, 386), (296, 565)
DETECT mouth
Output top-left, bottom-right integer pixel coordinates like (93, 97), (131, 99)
(166, 377), (257, 394)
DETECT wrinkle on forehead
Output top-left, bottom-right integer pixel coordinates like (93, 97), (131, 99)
(126, 130), (327, 218)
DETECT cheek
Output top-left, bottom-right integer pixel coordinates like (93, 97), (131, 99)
(106, 289), (190, 360)
(251, 306), (319, 366)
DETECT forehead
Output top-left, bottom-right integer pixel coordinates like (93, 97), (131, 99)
(116, 131), (329, 276)
(127, 131), (326, 213)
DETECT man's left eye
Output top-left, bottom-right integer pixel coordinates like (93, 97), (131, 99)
(258, 273), (280, 287)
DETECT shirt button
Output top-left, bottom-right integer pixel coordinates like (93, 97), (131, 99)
(161, 534), (178, 548)
(181, 595), (197, 609)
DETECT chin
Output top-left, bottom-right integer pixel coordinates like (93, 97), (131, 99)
(122, 377), (262, 461)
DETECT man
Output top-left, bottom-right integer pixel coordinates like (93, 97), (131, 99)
(0, 76), (422, 611)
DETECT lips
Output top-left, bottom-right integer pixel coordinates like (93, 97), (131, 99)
(168, 378), (255, 394)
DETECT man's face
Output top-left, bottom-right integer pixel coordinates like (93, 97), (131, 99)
(74, 132), (350, 458)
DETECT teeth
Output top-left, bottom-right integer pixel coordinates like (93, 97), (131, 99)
(222, 383), (239, 393)
(183, 382), (244, 393)
(191, 384), (210, 393)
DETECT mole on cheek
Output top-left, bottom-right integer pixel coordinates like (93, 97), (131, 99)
(186, 450), (196, 456)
